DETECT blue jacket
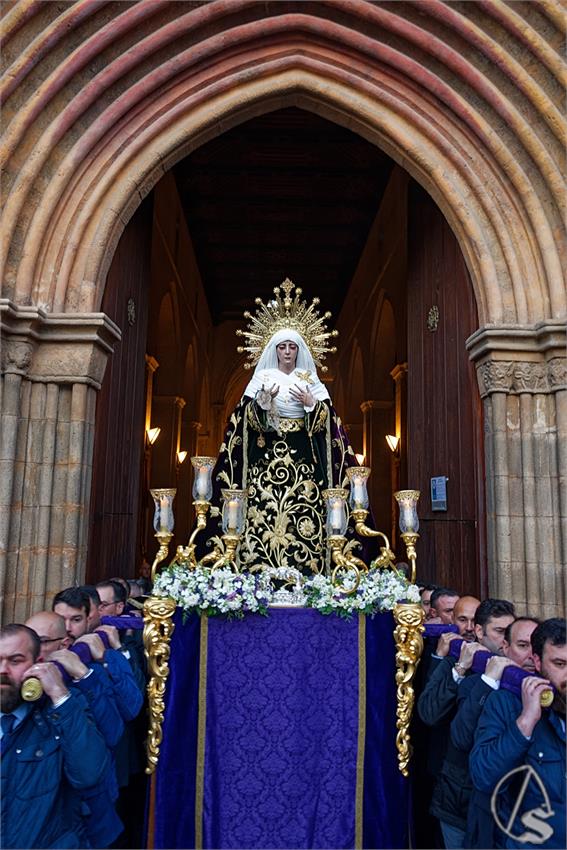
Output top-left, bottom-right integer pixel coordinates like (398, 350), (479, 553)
(470, 689), (566, 849)
(1, 691), (109, 849)
(450, 673), (498, 847)
(72, 666), (125, 847)
(101, 649), (143, 722)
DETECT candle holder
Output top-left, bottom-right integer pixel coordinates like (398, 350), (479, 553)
(149, 488), (176, 581)
(322, 488), (367, 594)
(175, 457), (217, 569)
(394, 489), (420, 584)
(199, 488), (249, 572)
(346, 467), (397, 570)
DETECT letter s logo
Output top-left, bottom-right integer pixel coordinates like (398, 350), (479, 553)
(517, 808), (555, 845)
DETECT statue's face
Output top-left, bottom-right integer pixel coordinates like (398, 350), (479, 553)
(276, 340), (298, 370)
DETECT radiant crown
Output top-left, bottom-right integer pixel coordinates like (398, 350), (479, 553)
(236, 278), (338, 371)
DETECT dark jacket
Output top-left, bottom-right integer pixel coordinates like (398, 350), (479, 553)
(450, 673), (497, 848)
(73, 665), (125, 847)
(470, 689), (566, 849)
(1, 691), (109, 849)
(417, 661), (477, 830)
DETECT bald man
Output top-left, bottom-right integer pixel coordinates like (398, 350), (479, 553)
(25, 610), (71, 658)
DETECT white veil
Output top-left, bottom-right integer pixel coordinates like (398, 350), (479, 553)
(243, 329), (330, 401)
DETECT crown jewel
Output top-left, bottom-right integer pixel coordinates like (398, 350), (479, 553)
(236, 278), (338, 371)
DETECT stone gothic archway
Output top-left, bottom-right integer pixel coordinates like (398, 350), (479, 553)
(1, 1), (565, 619)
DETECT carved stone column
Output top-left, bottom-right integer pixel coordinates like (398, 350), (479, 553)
(467, 322), (566, 619)
(0, 300), (120, 621)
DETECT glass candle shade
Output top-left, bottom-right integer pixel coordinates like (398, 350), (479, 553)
(322, 488), (349, 537)
(150, 488), (176, 533)
(221, 488), (248, 534)
(394, 489), (420, 534)
(191, 456), (216, 502)
(346, 466), (370, 509)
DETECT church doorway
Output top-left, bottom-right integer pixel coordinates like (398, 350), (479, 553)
(86, 107), (485, 599)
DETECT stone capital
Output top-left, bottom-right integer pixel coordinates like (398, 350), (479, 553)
(476, 358), (566, 397)
(466, 321), (567, 397)
(466, 320), (566, 362)
(0, 299), (121, 389)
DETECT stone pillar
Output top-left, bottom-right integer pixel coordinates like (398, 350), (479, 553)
(0, 300), (120, 621)
(467, 322), (566, 619)
(360, 399), (394, 534)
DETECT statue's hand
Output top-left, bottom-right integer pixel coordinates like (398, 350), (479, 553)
(290, 384), (315, 408)
(257, 384), (277, 410)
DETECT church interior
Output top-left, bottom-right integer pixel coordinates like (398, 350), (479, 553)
(86, 106), (484, 600)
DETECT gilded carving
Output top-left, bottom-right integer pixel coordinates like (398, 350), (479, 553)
(143, 596), (176, 774)
(393, 603), (424, 776)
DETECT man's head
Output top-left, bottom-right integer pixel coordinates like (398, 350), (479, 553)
(503, 617), (540, 671)
(474, 599), (516, 654)
(0, 624), (40, 712)
(25, 611), (70, 659)
(532, 618), (566, 712)
(96, 580), (127, 617)
(128, 580), (142, 599)
(429, 587), (460, 624)
(453, 595), (481, 640)
(419, 584), (438, 620)
(52, 587), (91, 641)
(80, 585), (102, 631)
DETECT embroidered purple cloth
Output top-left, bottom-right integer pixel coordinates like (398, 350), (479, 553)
(203, 610), (360, 849)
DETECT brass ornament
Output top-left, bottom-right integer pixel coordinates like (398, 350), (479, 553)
(150, 530), (174, 583)
(236, 278), (338, 372)
(400, 531), (419, 585)
(427, 305), (439, 331)
(21, 676), (43, 701)
(144, 596), (177, 774)
(393, 602), (425, 776)
(540, 688), (554, 708)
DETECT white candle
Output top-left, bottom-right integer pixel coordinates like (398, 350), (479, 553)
(197, 467), (209, 499)
(160, 495), (169, 531)
(353, 479), (365, 505)
(330, 503), (344, 533)
(227, 499), (239, 530)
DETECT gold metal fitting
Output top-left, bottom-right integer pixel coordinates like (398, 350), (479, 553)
(21, 676), (43, 701)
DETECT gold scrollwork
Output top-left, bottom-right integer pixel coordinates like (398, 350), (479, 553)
(143, 596), (177, 775)
(393, 602), (425, 777)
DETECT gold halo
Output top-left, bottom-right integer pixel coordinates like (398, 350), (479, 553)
(236, 278), (338, 371)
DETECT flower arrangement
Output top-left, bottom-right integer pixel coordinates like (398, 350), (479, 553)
(153, 560), (419, 621)
(153, 563), (272, 620)
(302, 568), (421, 619)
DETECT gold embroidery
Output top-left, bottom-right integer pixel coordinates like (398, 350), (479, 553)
(217, 409), (243, 488)
(240, 440), (325, 574)
(278, 417), (305, 433)
(295, 370), (314, 384)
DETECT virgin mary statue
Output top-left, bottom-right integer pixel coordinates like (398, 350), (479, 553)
(201, 279), (366, 575)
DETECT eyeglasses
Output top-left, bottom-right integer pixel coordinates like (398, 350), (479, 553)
(39, 636), (66, 644)
(98, 601), (116, 610)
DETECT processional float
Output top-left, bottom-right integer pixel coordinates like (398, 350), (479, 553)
(143, 280), (425, 780)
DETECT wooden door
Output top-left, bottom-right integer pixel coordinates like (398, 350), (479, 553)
(86, 197), (153, 582)
(406, 184), (485, 597)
